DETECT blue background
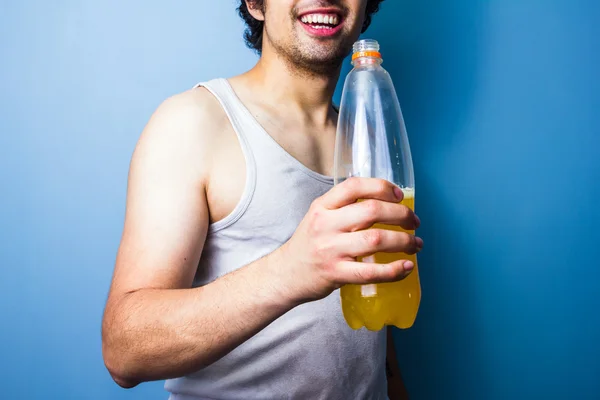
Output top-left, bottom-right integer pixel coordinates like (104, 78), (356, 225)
(1, 1), (598, 399)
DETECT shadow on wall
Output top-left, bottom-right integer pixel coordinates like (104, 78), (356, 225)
(348, 2), (490, 398)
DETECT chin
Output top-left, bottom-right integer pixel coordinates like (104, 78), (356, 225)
(293, 54), (347, 76)
(310, 49), (350, 66)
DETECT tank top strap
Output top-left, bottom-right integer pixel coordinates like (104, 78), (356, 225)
(194, 78), (272, 152)
(193, 78), (258, 233)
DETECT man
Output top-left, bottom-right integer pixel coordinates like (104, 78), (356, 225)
(102, 1), (422, 399)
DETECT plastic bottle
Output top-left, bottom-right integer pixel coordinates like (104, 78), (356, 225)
(334, 39), (421, 330)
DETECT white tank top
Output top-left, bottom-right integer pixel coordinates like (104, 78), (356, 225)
(164, 78), (387, 400)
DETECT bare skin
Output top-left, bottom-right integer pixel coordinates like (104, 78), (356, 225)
(101, 0), (421, 395)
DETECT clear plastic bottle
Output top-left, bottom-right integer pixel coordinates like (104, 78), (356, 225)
(334, 39), (421, 331)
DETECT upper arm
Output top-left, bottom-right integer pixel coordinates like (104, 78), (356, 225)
(107, 90), (220, 300)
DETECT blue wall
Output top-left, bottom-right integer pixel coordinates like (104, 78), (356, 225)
(1, 1), (598, 399)
(361, 1), (600, 399)
(0, 1), (255, 399)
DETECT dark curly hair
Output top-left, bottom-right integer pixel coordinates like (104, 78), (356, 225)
(237, 1), (385, 54)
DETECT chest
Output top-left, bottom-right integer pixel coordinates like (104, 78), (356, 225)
(206, 119), (336, 227)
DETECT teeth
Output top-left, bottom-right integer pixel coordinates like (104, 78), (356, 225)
(301, 13), (340, 26)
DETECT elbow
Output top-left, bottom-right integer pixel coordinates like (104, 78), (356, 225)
(110, 372), (140, 389)
(102, 321), (143, 389)
(103, 346), (143, 388)
(103, 342), (142, 389)
(102, 297), (144, 388)
(113, 377), (139, 390)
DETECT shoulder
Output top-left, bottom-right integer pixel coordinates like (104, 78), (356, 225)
(130, 84), (229, 184)
(157, 84), (227, 127)
(140, 85), (228, 152)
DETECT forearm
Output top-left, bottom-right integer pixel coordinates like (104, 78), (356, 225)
(102, 250), (297, 387)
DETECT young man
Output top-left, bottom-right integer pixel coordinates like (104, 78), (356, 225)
(102, 1), (422, 399)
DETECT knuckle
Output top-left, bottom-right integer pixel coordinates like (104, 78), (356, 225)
(363, 200), (381, 220)
(343, 177), (360, 191)
(363, 229), (383, 247)
(311, 197), (324, 208)
(356, 265), (377, 282)
(311, 239), (331, 260)
(308, 218), (323, 236)
(307, 206), (326, 234)
(384, 265), (402, 281)
(375, 179), (390, 196)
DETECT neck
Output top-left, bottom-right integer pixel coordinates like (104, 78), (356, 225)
(241, 45), (342, 123)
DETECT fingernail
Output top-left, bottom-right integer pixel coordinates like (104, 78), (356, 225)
(403, 261), (414, 271)
(394, 187), (403, 200)
(415, 214), (421, 227)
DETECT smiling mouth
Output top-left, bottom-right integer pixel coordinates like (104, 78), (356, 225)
(299, 12), (342, 30)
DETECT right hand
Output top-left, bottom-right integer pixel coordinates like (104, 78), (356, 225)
(280, 177), (423, 303)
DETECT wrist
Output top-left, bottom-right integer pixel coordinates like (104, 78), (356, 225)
(262, 243), (306, 309)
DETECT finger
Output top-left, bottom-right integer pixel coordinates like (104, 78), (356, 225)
(318, 177), (403, 209)
(334, 259), (415, 285)
(338, 229), (423, 257)
(332, 199), (419, 232)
